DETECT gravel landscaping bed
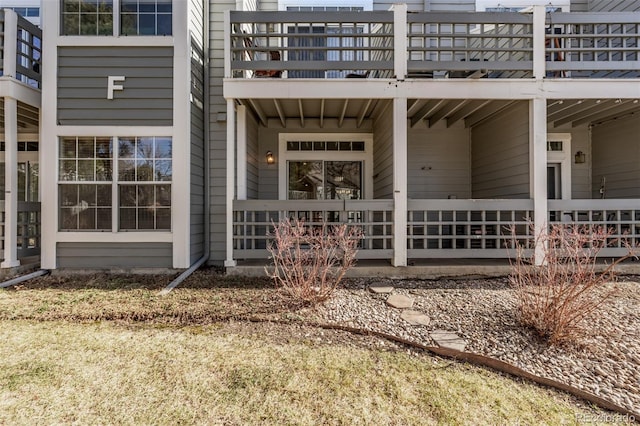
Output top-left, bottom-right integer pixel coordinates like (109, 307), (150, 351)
(310, 277), (640, 414)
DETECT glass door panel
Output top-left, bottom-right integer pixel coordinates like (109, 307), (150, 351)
(0, 162), (39, 201)
(288, 161), (323, 200)
(324, 161), (362, 200)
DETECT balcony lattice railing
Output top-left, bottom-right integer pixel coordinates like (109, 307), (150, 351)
(548, 199), (640, 256)
(232, 199), (394, 259)
(0, 9), (42, 88)
(407, 12), (534, 78)
(229, 11), (395, 79)
(227, 9), (640, 79)
(407, 199), (534, 258)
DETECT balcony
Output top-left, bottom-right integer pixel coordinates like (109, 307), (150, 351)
(226, 8), (640, 80)
(0, 9), (42, 88)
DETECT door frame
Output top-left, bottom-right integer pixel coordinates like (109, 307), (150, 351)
(278, 133), (374, 200)
(547, 133), (571, 200)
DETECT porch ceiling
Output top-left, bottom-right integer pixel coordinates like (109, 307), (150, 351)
(239, 97), (640, 129)
(548, 98), (640, 128)
(0, 100), (40, 132)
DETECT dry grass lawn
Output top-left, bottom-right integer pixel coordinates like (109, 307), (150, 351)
(0, 270), (627, 425)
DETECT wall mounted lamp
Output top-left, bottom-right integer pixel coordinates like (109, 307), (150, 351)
(266, 151), (275, 165)
(574, 151), (586, 164)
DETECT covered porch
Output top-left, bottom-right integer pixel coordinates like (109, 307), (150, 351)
(222, 6), (640, 271)
(225, 93), (640, 268)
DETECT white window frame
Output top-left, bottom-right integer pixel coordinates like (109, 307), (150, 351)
(547, 133), (572, 200)
(56, 135), (172, 233)
(59, 0), (173, 37)
(278, 133), (373, 200)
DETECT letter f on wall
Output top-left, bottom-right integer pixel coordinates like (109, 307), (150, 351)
(107, 76), (126, 99)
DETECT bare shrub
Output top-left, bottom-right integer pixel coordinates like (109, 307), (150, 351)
(266, 218), (363, 305)
(509, 224), (635, 345)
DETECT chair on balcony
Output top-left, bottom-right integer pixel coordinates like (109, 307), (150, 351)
(346, 70), (370, 78)
(243, 36), (282, 78)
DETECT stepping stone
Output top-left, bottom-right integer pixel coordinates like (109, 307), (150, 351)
(430, 330), (467, 352)
(369, 285), (394, 294)
(400, 310), (430, 326)
(386, 294), (414, 309)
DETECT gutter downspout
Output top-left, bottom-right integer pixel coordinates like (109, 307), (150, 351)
(160, 1), (211, 295)
(1, 269), (50, 288)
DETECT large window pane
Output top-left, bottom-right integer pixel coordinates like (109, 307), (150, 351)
(119, 0), (172, 35)
(59, 136), (169, 232)
(288, 161), (322, 200)
(157, 14), (172, 35)
(62, 0), (113, 36)
(155, 160), (172, 181)
(119, 185), (137, 207)
(58, 184), (111, 230)
(119, 160), (136, 181)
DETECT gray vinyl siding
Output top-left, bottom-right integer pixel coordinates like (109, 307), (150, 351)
(258, 0), (277, 11)
(190, 103), (205, 263)
(246, 111), (260, 199)
(591, 115), (640, 198)
(190, 0), (205, 46)
(257, 123), (279, 200)
(190, 83), (205, 263)
(372, 101), (394, 199)
(407, 122), (471, 199)
(242, 0), (258, 11)
(57, 242), (173, 268)
(426, 0), (475, 12)
(57, 46), (173, 126)
(548, 123), (592, 199)
(471, 101), (530, 199)
(583, 0), (640, 11)
(209, 0), (237, 264)
(568, 126), (591, 199)
(570, 0), (589, 11)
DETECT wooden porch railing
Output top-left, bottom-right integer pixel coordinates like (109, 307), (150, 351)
(0, 201), (41, 260)
(229, 10), (395, 79)
(546, 13), (640, 78)
(227, 10), (640, 79)
(549, 199), (640, 256)
(407, 199), (534, 258)
(232, 199), (394, 259)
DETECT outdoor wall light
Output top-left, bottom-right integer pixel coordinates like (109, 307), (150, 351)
(266, 151), (275, 164)
(574, 151), (586, 164)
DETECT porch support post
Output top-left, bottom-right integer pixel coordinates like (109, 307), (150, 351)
(4, 10), (18, 78)
(391, 3), (408, 80)
(2, 97), (20, 268)
(224, 99), (237, 267)
(392, 97), (408, 267)
(530, 97), (548, 266)
(237, 105), (247, 200)
(532, 5), (546, 80)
